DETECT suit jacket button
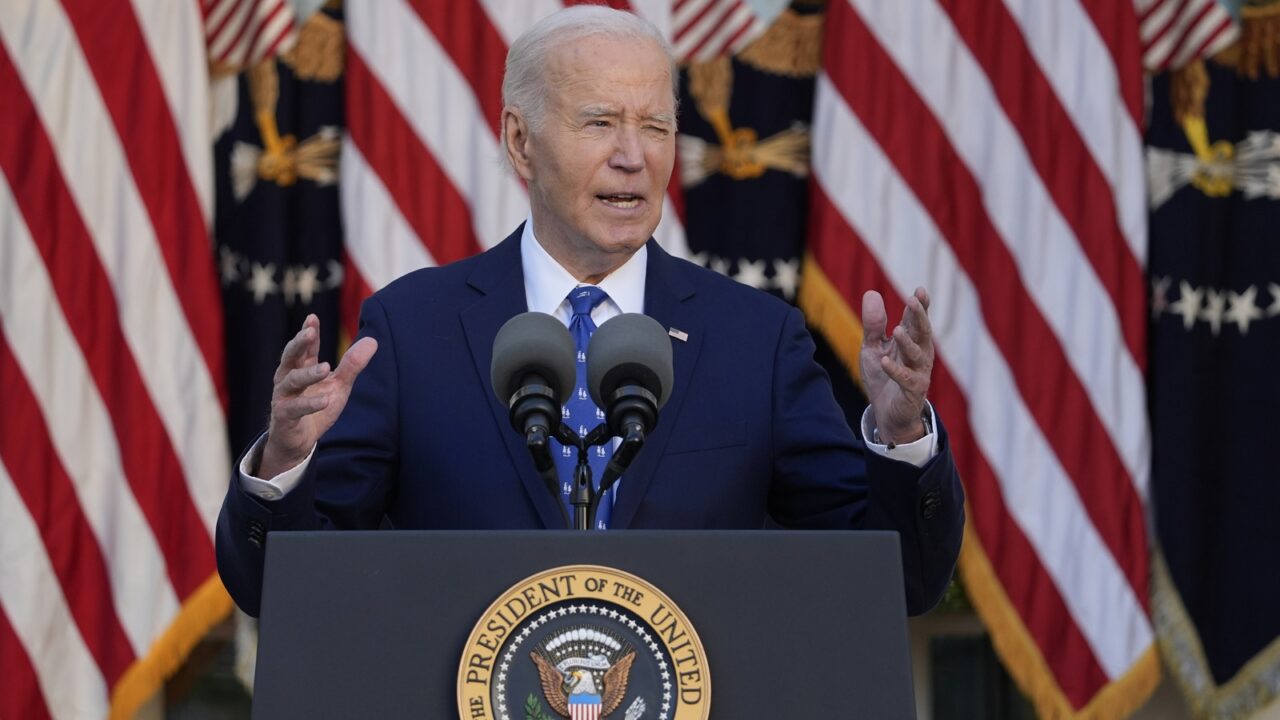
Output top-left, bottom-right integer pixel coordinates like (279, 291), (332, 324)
(920, 490), (941, 520)
(248, 520), (265, 548)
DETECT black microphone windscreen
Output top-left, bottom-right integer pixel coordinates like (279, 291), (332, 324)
(490, 312), (577, 405)
(586, 313), (674, 410)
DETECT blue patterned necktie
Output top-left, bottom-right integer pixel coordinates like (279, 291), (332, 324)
(555, 285), (613, 529)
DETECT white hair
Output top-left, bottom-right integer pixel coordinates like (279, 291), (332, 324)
(502, 5), (678, 133)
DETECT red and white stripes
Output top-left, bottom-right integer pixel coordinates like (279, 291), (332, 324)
(1136, 0), (1238, 71)
(204, 0), (297, 69)
(0, 0), (229, 717)
(671, 0), (766, 63)
(808, 0), (1155, 714)
(340, 0), (690, 338)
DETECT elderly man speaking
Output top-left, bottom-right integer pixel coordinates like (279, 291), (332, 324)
(216, 5), (964, 617)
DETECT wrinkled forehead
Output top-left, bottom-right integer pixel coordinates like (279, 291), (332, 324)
(543, 35), (677, 110)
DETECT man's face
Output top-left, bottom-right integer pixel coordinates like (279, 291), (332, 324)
(514, 35), (676, 279)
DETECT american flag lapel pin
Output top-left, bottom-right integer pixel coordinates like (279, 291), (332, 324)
(668, 327), (688, 342)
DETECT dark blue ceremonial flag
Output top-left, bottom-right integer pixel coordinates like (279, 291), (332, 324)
(676, 3), (867, 426)
(1147, 56), (1280, 715)
(212, 7), (346, 455)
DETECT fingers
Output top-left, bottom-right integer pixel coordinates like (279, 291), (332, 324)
(900, 289), (932, 335)
(275, 362), (331, 397)
(892, 325), (928, 368)
(880, 354), (929, 396)
(272, 332), (376, 427)
(301, 313), (321, 366)
(897, 288), (934, 357)
(861, 290), (889, 343)
(274, 393), (331, 420)
(333, 337), (378, 386)
(914, 286), (931, 312)
(275, 315), (322, 383)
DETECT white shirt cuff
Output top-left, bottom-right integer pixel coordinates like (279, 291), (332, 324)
(237, 434), (317, 501)
(860, 402), (939, 469)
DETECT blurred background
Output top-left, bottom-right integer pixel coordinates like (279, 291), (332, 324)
(2, 0), (1278, 717)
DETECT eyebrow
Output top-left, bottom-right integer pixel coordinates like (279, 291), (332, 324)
(580, 107), (675, 126)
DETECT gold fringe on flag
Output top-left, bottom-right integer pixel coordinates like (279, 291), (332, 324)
(1152, 551), (1280, 719)
(959, 518), (1161, 719)
(797, 256), (1162, 718)
(796, 254), (864, 389)
(108, 575), (235, 719)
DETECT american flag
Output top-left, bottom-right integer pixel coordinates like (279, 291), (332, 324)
(671, 0), (768, 63)
(0, 0), (291, 717)
(1136, 0), (1237, 71)
(205, 0), (297, 70)
(802, 0), (1159, 715)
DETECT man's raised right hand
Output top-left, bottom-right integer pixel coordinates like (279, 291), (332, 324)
(259, 314), (378, 479)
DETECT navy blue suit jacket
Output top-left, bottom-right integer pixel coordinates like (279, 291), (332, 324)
(217, 228), (964, 616)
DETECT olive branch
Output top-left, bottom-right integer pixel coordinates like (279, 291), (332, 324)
(524, 693), (555, 720)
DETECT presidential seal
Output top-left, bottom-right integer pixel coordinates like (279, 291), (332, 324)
(458, 565), (710, 720)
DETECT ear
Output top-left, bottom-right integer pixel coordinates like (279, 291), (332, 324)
(502, 107), (535, 182)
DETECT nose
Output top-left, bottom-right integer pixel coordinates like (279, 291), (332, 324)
(609, 124), (644, 173)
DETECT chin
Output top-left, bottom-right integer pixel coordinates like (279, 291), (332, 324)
(587, 226), (653, 255)
(605, 236), (650, 256)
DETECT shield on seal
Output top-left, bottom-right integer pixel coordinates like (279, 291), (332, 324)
(567, 691), (602, 720)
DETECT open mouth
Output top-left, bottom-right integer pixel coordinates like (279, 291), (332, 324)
(598, 193), (642, 209)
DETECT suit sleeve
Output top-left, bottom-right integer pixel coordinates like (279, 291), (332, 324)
(215, 296), (401, 616)
(766, 307), (964, 614)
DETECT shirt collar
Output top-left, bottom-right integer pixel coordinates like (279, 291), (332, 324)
(520, 216), (647, 317)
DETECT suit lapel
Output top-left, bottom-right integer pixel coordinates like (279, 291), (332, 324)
(459, 227), (567, 529)
(608, 241), (702, 528)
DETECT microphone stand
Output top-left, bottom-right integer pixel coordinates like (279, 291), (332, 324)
(557, 382), (659, 529)
(556, 423), (612, 530)
(520, 384), (657, 530)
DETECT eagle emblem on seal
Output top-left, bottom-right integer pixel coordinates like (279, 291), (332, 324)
(530, 627), (636, 720)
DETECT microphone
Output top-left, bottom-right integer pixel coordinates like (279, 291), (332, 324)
(491, 312), (576, 526)
(586, 313), (673, 492)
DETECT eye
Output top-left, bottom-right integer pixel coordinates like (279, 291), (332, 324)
(588, 119), (611, 128)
